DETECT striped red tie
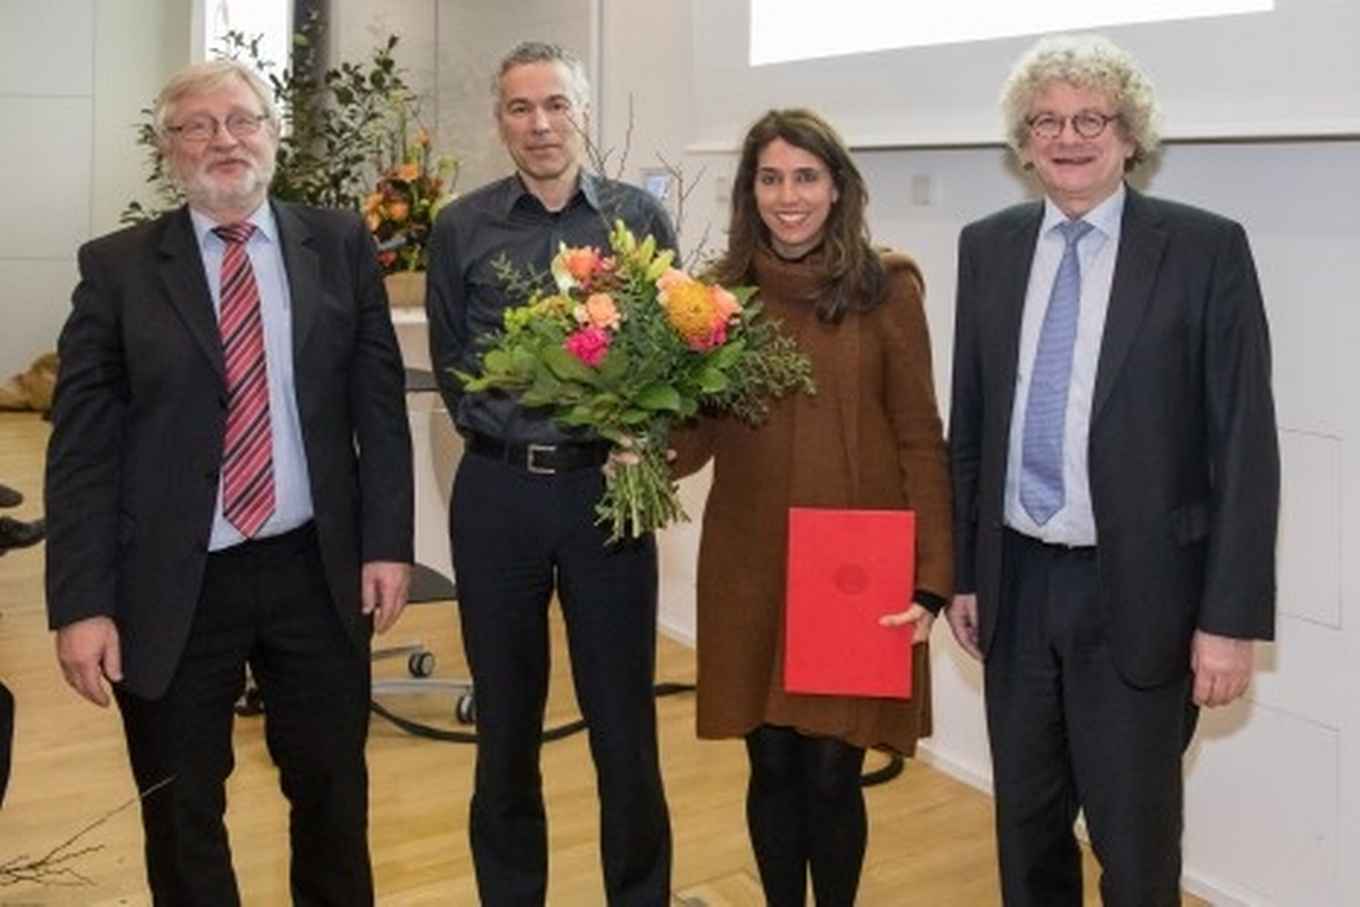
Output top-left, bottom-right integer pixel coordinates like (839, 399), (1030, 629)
(214, 223), (275, 538)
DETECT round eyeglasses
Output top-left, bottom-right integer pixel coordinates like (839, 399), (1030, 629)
(1027, 111), (1121, 141)
(166, 112), (270, 143)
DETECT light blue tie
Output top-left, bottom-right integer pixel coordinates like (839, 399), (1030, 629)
(1020, 219), (1094, 525)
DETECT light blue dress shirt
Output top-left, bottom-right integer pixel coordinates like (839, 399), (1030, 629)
(190, 202), (314, 551)
(1004, 183), (1126, 546)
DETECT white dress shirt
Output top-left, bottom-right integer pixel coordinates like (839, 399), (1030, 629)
(1004, 183), (1126, 546)
(191, 202), (315, 551)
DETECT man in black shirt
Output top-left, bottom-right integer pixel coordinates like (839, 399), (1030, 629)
(425, 41), (675, 906)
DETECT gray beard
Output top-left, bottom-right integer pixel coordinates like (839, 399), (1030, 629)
(177, 158), (276, 216)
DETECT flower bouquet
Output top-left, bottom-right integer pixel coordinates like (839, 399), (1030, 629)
(460, 222), (815, 541)
(363, 127), (457, 274)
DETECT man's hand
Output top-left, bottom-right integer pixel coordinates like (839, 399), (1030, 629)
(1191, 630), (1254, 707)
(879, 602), (936, 644)
(945, 594), (984, 661)
(362, 560), (411, 634)
(56, 616), (122, 707)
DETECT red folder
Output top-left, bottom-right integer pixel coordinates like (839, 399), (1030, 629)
(785, 508), (916, 699)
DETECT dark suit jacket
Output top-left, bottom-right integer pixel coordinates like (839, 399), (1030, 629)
(949, 186), (1279, 687)
(45, 202), (414, 699)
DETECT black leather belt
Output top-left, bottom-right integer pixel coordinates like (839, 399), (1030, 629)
(1004, 526), (1096, 558)
(468, 432), (610, 475)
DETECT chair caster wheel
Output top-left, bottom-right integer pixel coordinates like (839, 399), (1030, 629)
(408, 650), (436, 677)
(456, 693), (476, 725)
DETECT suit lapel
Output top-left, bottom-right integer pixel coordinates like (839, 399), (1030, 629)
(994, 204), (1044, 415)
(1093, 187), (1168, 421)
(157, 207), (225, 385)
(273, 200), (323, 366)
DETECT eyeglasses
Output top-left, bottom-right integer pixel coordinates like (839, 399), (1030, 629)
(166, 112), (270, 143)
(1027, 111), (1121, 140)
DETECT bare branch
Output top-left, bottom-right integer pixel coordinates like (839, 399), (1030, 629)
(615, 95), (634, 180)
(1, 776), (175, 889)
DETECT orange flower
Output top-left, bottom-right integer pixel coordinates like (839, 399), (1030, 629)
(553, 245), (605, 292)
(564, 247), (601, 282)
(582, 292), (621, 331)
(655, 267), (690, 294)
(387, 200), (410, 223)
(363, 192), (384, 216)
(661, 278), (719, 343)
(395, 162), (420, 182)
(365, 211), (381, 232)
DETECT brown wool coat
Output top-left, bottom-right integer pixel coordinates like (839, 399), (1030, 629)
(672, 248), (953, 754)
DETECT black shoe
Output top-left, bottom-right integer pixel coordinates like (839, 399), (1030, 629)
(0, 484), (22, 508)
(0, 516), (45, 553)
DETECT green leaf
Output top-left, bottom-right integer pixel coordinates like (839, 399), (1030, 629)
(561, 404), (595, 426)
(598, 349), (630, 384)
(732, 285), (759, 307)
(709, 338), (746, 370)
(483, 349), (513, 374)
(542, 347), (600, 386)
(636, 383), (682, 412)
(510, 347), (539, 375)
(697, 365), (729, 393)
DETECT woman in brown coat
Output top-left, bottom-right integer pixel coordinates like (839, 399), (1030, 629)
(671, 109), (953, 905)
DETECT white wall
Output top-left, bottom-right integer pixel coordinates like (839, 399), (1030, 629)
(304, 3), (1360, 902)
(0, 0), (189, 376)
(600, 3), (1360, 904)
(332, 0), (598, 201)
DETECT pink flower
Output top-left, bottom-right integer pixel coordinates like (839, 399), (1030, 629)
(564, 326), (611, 367)
(710, 285), (741, 323)
(687, 319), (728, 352)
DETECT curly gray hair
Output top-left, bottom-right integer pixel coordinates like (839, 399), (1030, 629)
(153, 59), (280, 144)
(1000, 33), (1161, 170)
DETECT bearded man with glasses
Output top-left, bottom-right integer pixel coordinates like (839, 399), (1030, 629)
(45, 59), (414, 905)
(947, 34), (1279, 906)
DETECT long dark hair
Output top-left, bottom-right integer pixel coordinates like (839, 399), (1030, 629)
(708, 108), (885, 323)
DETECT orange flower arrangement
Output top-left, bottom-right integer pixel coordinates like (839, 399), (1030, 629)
(365, 127), (457, 274)
(459, 222), (815, 541)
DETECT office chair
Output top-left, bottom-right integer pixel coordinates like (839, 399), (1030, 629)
(236, 368), (475, 726)
(370, 560), (475, 724)
(367, 367), (476, 724)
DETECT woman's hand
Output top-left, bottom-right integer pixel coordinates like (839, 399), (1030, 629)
(879, 602), (935, 644)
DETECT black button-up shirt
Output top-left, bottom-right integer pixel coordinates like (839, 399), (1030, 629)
(426, 171), (677, 444)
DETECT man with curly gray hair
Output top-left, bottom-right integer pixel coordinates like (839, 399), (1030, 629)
(947, 33), (1279, 906)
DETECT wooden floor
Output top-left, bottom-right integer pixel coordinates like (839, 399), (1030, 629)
(0, 411), (1206, 905)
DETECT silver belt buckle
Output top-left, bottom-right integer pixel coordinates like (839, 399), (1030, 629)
(526, 443), (557, 475)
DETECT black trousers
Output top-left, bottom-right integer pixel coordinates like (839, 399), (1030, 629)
(744, 725), (868, 907)
(115, 523), (373, 907)
(985, 529), (1198, 907)
(0, 679), (13, 808)
(451, 451), (672, 907)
